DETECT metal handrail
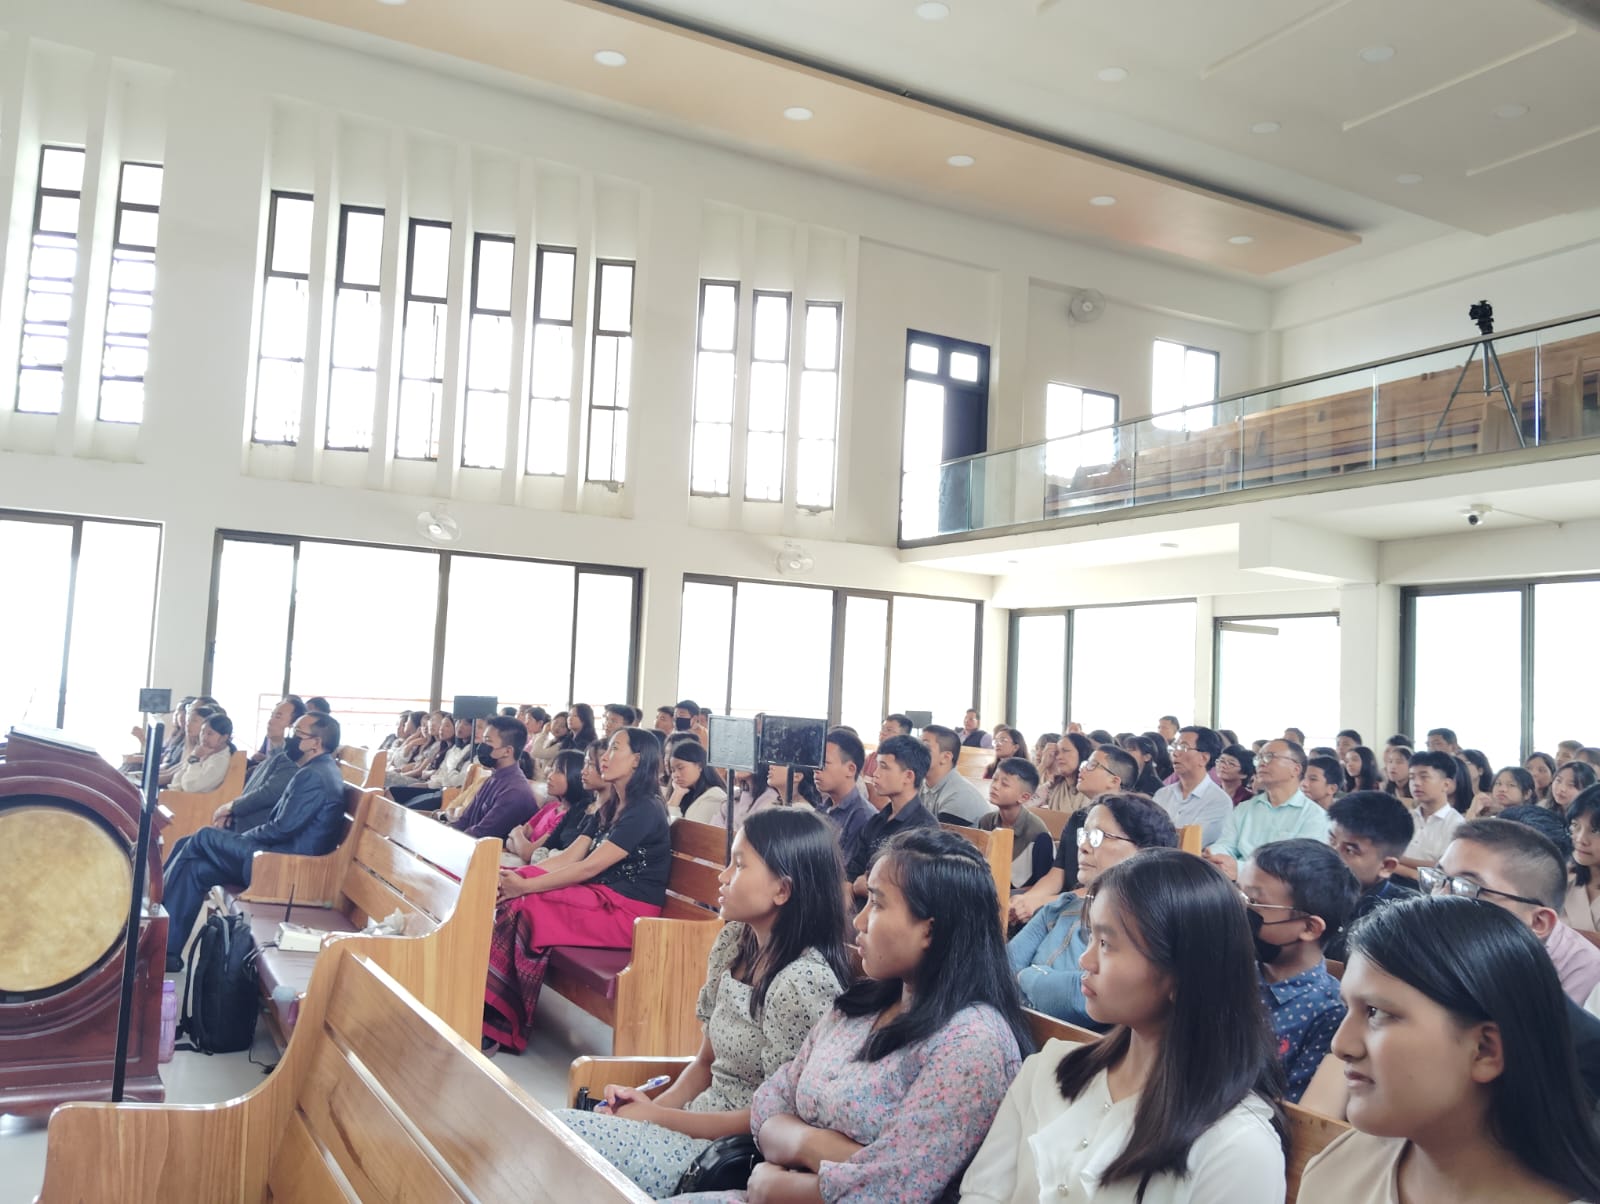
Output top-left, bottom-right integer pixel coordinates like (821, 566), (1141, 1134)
(927, 306), (1600, 470)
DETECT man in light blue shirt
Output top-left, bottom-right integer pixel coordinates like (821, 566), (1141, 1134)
(1153, 725), (1234, 846)
(1205, 739), (1331, 880)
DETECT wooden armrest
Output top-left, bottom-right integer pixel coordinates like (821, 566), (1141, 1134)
(611, 916), (723, 1055)
(241, 847), (345, 907)
(568, 1057), (694, 1107)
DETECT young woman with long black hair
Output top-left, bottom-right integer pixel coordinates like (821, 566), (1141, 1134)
(504, 747), (596, 866)
(557, 809), (851, 1197)
(963, 849), (1287, 1203)
(483, 727), (671, 1054)
(1301, 894), (1600, 1203)
(674, 827), (1031, 1203)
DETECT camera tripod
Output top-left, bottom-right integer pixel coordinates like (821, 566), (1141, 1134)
(1425, 336), (1526, 454)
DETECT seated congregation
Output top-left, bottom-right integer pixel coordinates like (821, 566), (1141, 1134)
(140, 693), (1600, 1201)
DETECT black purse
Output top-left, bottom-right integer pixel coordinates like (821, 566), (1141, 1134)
(673, 1135), (763, 1194)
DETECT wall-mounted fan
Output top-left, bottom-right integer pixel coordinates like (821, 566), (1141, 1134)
(775, 540), (814, 575)
(416, 508), (461, 544)
(1067, 288), (1107, 324)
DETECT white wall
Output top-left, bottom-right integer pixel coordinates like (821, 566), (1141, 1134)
(0, 0), (1282, 725)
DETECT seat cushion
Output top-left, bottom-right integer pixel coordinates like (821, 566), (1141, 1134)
(547, 946), (632, 1002)
(237, 902), (359, 1034)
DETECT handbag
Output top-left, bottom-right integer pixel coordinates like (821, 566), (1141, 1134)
(673, 1135), (763, 1194)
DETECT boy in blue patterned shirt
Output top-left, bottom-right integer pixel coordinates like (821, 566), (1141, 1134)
(1240, 838), (1359, 1102)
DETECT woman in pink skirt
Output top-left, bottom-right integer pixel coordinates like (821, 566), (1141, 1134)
(483, 726), (672, 1053)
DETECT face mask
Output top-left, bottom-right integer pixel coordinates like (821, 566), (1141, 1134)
(284, 734), (306, 761)
(674, 716), (691, 732)
(1246, 907), (1286, 965)
(476, 742), (499, 769)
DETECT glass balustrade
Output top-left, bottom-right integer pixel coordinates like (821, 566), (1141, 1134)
(902, 310), (1600, 544)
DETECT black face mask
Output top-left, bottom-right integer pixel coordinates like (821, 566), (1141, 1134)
(476, 742), (499, 769)
(674, 716), (691, 732)
(1246, 906), (1288, 965)
(285, 734), (306, 761)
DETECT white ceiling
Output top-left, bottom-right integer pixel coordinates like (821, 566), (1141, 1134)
(628, 0), (1600, 279)
(181, 0), (1600, 283)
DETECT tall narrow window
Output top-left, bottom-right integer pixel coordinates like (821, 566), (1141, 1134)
(252, 191), (314, 444)
(16, 146), (86, 415)
(461, 233), (515, 470)
(395, 218), (451, 461)
(1151, 338), (1218, 433)
(98, 162), (163, 424)
(745, 290), (791, 502)
(325, 205), (385, 450)
(797, 301), (841, 510)
(691, 280), (738, 496)
(585, 259), (635, 485)
(525, 245), (576, 476)
(1045, 382), (1118, 478)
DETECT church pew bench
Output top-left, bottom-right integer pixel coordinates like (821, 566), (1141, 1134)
(544, 817), (728, 1056)
(37, 943), (651, 1204)
(941, 821), (1013, 929)
(154, 750), (249, 863)
(231, 789), (499, 1049)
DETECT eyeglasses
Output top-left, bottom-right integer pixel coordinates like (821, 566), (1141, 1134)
(1236, 889), (1306, 924)
(1257, 751), (1300, 766)
(1171, 742), (1196, 754)
(1216, 757), (1242, 771)
(1418, 866), (1546, 907)
(1080, 759), (1108, 775)
(1077, 827), (1138, 850)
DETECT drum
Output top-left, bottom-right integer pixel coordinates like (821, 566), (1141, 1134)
(0, 806), (134, 994)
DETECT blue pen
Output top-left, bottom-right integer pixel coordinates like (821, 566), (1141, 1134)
(595, 1073), (672, 1110)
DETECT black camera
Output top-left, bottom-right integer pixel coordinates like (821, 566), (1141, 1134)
(1469, 300), (1494, 336)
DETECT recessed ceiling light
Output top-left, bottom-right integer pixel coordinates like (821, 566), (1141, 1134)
(947, 154), (975, 167)
(1494, 103), (1529, 120)
(376, 0), (406, 5)
(1358, 45), (1395, 64)
(1089, 195), (1117, 206)
(1096, 66), (1128, 83)
(1395, 172), (1423, 185)
(593, 50), (627, 67)
(783, 106), (813, 122)
(1228, 235), (1255, 245)
(1251, 121), (1281, 135)
(915, 1), (950, 19)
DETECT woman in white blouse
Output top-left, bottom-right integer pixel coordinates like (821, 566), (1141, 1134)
(962, 848), (1287, 1204)
(1300, 894), (1600, 1204)
(168, 712), (235, 794)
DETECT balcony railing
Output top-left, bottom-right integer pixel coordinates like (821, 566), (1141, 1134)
(900, 309), (1600, 545)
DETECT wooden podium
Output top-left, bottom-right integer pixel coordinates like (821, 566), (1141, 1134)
(0, 727), (168, 1116)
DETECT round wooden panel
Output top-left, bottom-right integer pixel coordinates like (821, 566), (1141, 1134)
(0, 805), (132, 993)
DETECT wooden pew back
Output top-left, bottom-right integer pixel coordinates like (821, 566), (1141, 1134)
(956, 745), (995, 786)
(37, 944), (651, 1203)
(941, 822), (1013, 928)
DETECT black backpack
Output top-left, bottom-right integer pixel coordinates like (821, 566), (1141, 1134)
(178, 911), (260, 1054)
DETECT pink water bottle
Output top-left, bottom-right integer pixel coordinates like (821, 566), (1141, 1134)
(159, 979), (177, 1063)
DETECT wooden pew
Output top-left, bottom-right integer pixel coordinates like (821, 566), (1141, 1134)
(155, 749), (249, 862)
(942, 821), (1013, 929)
(234, 790), (499, 1048)
(1028, 805), (1072, 842)
(544, 817), (727, 1055)
(571, 1007), (1349, 1204)
(335, 744), (369, 785)
(37, 943), (652, 1204)
(1178, 824), (1204, 855)
(956, 745), (995, 786)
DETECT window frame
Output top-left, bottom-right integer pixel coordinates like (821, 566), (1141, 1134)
(393, 216), (452, 462)
(1150, 337), (1220, 433)
(202, 529), (643, 710)
(690, 278), (741, 498)
(96, 160), (163, 425)
(323, 202), (386, 452)
(1211, 611), (1340, 741)
(584, 257), (636, 487)
(680, 573), (984, 725)
(16, 144), (87, 416)
(0, 507), (163, 729)
(525, 243), (578, 477)
(459, 231), (516, 470)
(251, 189), (315, 446)
(796, 299), (843, 513)
(743, 288), (792, 504)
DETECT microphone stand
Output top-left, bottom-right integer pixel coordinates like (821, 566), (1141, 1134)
(111, 720), (163, 1102)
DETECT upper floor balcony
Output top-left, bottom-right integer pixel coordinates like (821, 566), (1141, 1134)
(899, 309), (1600, 548)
